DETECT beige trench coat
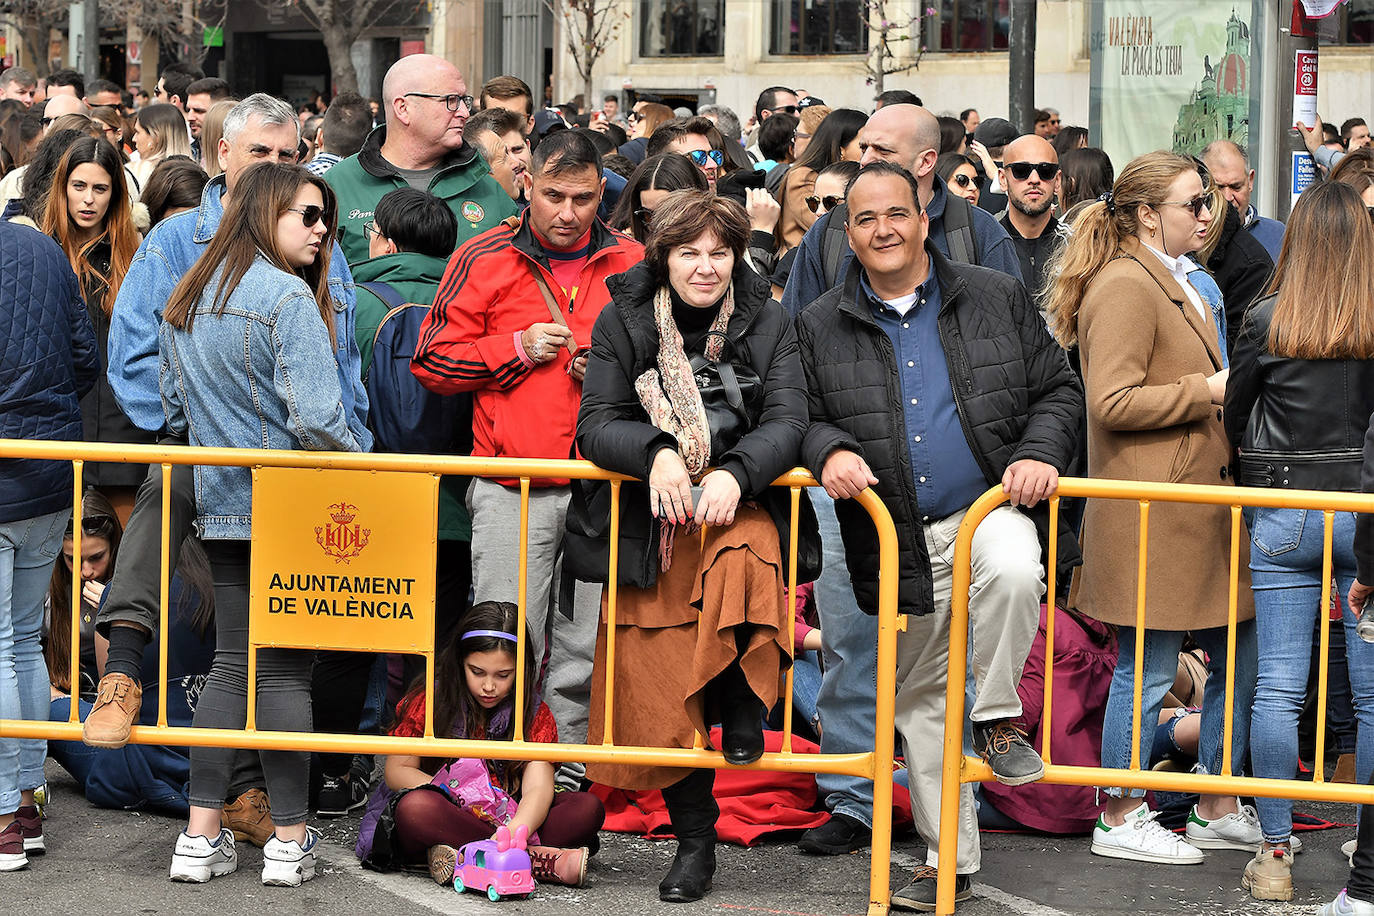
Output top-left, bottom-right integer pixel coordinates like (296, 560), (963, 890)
(1069, 237), (1254, 631)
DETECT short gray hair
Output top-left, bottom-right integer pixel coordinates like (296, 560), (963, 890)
(222, 92), (299, 146)
(698, 104), (741, 142)
(0, 66), (35, 89)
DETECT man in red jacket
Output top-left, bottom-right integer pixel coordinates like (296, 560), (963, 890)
(412, 130), (643, 766)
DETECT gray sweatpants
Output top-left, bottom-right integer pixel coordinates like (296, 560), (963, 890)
(467, 478), (601, 745)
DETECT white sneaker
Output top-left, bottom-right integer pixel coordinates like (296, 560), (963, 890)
(1318, 889), (1374, 915)
(170, 828), (238, 882)
(1185, 803), (1263, 851)
(1091, 803), (1205, 864)
(261, 827), (319, 887)
(1344, 838), (1358, 867)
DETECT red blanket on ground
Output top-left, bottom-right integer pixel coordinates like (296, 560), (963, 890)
(591, 729), (915, 846)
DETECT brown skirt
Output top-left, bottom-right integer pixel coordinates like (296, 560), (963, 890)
(585, 506), (791, 790)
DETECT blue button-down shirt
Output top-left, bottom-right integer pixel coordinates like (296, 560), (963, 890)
(861, 270), (987, 521)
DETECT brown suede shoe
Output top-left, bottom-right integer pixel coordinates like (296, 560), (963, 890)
(81, 673), (142, 749)
(1334, 753), (1358, 784)
(222, 788), (274, 848)
(528, 845), (588, 887)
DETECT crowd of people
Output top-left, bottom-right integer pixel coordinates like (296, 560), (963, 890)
(1, 53), (1374, 915)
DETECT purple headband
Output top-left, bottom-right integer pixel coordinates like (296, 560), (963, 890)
(462, 629), (518, 643)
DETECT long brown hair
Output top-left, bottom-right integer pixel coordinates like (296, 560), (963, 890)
(46, 489), (121, 694)
(162, 161), (337, 340)
(41, 137), (140, 314)
(1264, 180), (1374, 359)
(1044, 150), (1197, 347)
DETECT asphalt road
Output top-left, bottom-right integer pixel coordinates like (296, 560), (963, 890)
(4, 760), (1359, 915)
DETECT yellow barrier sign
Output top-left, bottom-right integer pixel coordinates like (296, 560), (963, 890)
(250, 467), (438, 653)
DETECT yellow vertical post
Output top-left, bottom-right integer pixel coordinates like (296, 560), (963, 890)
(1129, 501), (1150, 773)
(936, 495), (990, 916)
(782, 486), (801, 754)
(68, 462), (83, 723)
(157, 463), (172, 728)
(1221, 505), (1241, 776)
(602, 480), (620, 746)
(1042, 496), (1059, 764)
(1314, 510), (1336, 782)
(514, 478), (531, 742)
(864, 487), (898, 916)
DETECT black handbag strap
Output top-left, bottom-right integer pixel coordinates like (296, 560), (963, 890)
(700, 330), (746, 412)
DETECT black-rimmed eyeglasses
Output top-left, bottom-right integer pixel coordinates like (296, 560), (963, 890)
(403, 92), (474, 112)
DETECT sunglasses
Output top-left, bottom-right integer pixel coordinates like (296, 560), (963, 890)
(286, 205), (326, 228)
(402, 92), (474, 112)
(1157, 194), (1212, 218)
(770, 105), (799, 115)
(1005, 161), (1060, 182)
(688, 149), (724, 168)
(362, 220), (382, 240)
(805, 194), (842, 213)
(80, 516), (116, 536)
(951, 173), (983, 190)
(634, 206), (654, 226)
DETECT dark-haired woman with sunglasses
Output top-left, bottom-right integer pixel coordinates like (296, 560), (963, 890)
(775, 108), (867, 251)
(159, 161), (362, 888)
(1043, 151), (1259, 869)
(769, 160), (857, 298)
(935, 152), (982, 207)
(608, 153), (710, 243)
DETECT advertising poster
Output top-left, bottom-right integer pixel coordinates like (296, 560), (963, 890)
(1090, 0), (1262, 167)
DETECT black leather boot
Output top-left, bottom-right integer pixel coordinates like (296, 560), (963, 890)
(716, 659), (765, 765)
(659, 769), (718, 903)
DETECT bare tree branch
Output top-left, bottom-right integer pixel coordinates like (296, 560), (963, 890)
(863, 0), (928, 97)
(544, 0), (627, 106)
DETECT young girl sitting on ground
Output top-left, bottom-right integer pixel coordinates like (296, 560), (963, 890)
(357, 601), (604, 887)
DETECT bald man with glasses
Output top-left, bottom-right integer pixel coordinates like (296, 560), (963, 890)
(327, 53), (516, 264)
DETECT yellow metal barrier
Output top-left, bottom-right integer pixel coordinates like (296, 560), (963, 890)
(935, 478), (1374, 915)
(0, 439), (901, 915)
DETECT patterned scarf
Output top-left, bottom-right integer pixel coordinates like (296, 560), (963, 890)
(633, 283), (735, 568)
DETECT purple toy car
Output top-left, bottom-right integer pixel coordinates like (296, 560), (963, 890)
(454, 824), (536, 901)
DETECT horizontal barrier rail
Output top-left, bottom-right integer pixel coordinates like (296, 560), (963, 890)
(0, 439), (901, 915)
(935, 478), (1374, 915)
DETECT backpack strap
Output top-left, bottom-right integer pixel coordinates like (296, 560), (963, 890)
(357, 280), (407, 311)
(941, 193), (979, 266)
(820, 202), (850, 290)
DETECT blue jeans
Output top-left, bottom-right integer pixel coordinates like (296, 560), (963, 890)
(0, 510), (67, 812)
(48, 696), (97, 789)
(1101, 621), (1257, 797)
(1248, 507), (1372, 842)
(811, 489), (880, 828)
(791, 649), (822, 740)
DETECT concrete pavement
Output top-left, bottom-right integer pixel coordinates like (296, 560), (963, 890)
(5, 761), (1357, 915)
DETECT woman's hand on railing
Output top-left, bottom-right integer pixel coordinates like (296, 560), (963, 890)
(649, 448), (695, 525)
(83, 580), (107, 607)
(694, 469), (741, 527)
(1002, 459), (1059, 508)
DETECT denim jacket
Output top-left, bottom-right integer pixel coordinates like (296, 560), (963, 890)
(109, 175), (372, 451)
(159, 256), (363, 539)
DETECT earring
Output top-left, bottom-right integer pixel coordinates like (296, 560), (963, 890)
(1150, 228), (1156, 238)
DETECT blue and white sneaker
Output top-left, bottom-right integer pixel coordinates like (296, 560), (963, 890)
(170, 828), (237, 882)
(262, 826), (319, 887)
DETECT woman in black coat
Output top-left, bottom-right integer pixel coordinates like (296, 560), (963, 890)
(575, 190), (812, 904)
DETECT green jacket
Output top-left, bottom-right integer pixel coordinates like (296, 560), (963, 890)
(326, 126), (517, 265)
(352, 251), (471, 542)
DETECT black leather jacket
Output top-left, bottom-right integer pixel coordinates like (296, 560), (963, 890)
(1225, 293), (1374, 491)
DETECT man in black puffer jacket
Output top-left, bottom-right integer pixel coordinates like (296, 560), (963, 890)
(796, 163), (1081, 912)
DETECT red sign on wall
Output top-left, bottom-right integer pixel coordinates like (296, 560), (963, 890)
(1295, 50), (1318, 95)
